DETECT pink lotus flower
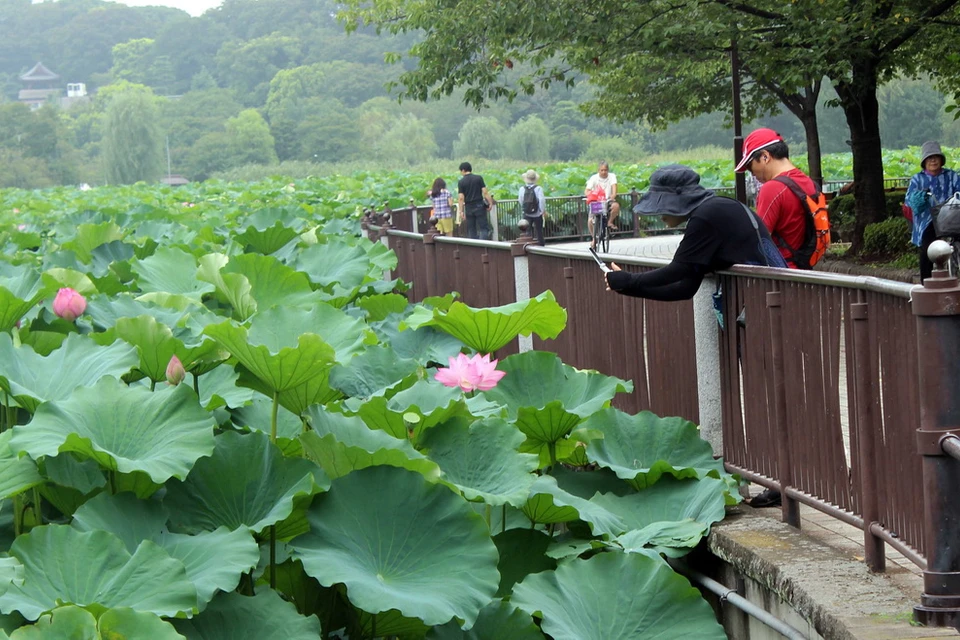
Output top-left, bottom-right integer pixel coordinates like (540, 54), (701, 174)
(166, 355), (186, 386)
(52, 288), (86, 322)
(435, 353), (506, 392)
(16, 224), (26, 231)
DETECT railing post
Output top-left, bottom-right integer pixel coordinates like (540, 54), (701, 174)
(512, 220), (534, 352)
(911, 241), (960, 628)
(766, 286), (800, 528)
(693, 275), (722, 455)
(631, 188), (640, 238)
(422, 224), (439, 299)
(564, 265), (579, 364)
(850, 293), (885, 572)
(409, 198), (418, 233)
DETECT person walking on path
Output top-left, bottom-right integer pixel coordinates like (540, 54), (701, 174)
(604, 164), (785, 302)
(519, 169), (547, 246)
(735, 128), (818, 269)
(426, 177), (455, 235)
(457, 162), (494, 240)
(905, 141), (960, 281)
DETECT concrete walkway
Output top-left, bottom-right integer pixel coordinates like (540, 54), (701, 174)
(553, 233), (958, 638)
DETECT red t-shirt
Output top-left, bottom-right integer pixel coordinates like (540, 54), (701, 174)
(756, 168), (816, 268)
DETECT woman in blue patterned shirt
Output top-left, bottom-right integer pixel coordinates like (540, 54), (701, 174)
(905, 141), (960, 281)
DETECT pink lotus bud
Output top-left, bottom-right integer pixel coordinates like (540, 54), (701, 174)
(17, 224), (25, 231)
(52, 288), (86, 322)
(166, 355), (186, 386)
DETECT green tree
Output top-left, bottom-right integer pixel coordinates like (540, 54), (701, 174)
(374, 114), (438, 164)
(879, 77), (945, 150)
(453, 116), (506, 160)
(111, 38), (155, 85)
(225, 109), (278, 166)
(185, 131), (233, 181)
(506, 116), (550, 161)
(290, 98), (363, 163)
(341, 0), (960, 252)
(101, 85), (164, 184)
(215, 34), (304, 106)
(264, 63), (327, 122)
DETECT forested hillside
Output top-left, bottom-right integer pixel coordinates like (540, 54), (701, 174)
(0, 0), (957, 188)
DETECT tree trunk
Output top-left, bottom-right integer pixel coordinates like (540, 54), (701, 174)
(800, 110), (823, 189)
(834, 60), (886, 256)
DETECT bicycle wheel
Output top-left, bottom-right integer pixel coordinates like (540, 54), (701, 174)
(599, 214), (610, 253)
(592, 215), (603, 248)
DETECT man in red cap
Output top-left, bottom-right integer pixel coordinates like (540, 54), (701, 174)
(735, 128), (818, 269)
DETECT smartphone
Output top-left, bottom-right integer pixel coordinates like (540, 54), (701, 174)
(589, 247), (612, 273)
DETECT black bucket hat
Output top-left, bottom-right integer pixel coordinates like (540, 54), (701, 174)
(633, 164), (715, 217)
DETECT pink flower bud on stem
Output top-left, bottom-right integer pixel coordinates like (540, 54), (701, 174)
(166, 355), (186, 386)
(52, 288), (86, 322)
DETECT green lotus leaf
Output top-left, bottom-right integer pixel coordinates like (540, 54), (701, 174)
(579, 410), (725, 489)
(132, 247), (214, 300)
(83, 294), (187, 332)
(196, 253), (256, 320)
(89, 240), (134, 278)
(43, 455), (105, 495)
(551, 465), (629, 500)
(355, 609), (431, 638)
(356, 293), (409, 322)
(40, 268), (96, 296)
(420, 418), (538, 506)
(365, 238), (398, 272)
(0, 525), (197, 621)
(164, 431), (328, 535)
(329, 345), (420, 399)
(0, 432), (43, 500)
(16, 330), (66, 357)
(235, 220), (300, 255)
(237, 364), (342, 417)
(512, 552), (727, 639)
(73, 493), (260, 608)
(485, 351), (633, 421)
(289, 466), (499, 628)
(195, 364), (254, 411)
(301, 408), (439, 481)
(427, 600), (544, 640)
(61, 223), (124, 263)
(614, 520), (710, 558)
(0, 266), (47, 334)
(8, 606), (185, 640)
(112, 315), (220, 383)
(171, 591), (321, 640)
(230, 397), (303, 441)
(402, 291), (567, 353)
(354, 380), (471, 442)
(492, 529), (557, 598)
(10, 379), (216, 484)
(521, 475), (625, 535)
(205, 306), (362, 394)
(590, 475), (728, 534)
(0, 333), (139, 414)
(295, 239), (373, 289)
(374, 322), (464, 365)
(222, 253), (322, 312)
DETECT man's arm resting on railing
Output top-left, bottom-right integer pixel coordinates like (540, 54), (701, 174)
(606, 261), (703, 302)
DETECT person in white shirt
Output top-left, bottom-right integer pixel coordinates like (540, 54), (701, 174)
(584, 161), (620, 241)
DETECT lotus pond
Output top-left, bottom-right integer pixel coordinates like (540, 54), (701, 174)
(0, 180), (739, 639)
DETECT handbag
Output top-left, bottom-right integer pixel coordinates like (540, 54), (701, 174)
(934, 192), (960, 237)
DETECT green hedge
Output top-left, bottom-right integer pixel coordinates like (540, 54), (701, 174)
(827, 190), (906, 243)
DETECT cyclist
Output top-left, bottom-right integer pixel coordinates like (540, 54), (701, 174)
(585, 161), (619, 244)
(905, 141), (960, 282)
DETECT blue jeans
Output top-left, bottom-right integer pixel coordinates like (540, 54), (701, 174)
(465, 203), (490, 240)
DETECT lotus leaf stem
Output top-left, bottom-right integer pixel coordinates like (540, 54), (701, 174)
(150, 379), (156, 392)
(485, 503), (491, 530)
(502, 504), (507, 534)
(193, 372), (199, 396)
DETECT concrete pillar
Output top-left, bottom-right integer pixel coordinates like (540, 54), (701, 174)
(693, 275), (723, 455)
(512, 220), (534, 352)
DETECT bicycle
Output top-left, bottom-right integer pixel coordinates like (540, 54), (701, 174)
(929, 191), (960, 276)
(589, 199), (611, 253)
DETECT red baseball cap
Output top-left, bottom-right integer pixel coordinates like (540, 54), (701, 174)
(734, 128), (785, 173)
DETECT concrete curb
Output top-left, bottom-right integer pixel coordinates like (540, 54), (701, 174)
(706, 507), (958, 639)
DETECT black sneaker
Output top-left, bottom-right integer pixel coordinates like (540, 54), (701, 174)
(749, 488), (782, 508)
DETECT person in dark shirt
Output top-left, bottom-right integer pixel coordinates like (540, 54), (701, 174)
(457, 162), (494, 240)
(605, 164), (785, 301)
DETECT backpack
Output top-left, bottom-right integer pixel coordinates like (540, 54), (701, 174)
(522, 185), (539, 216)
(772, 175), (831, 269)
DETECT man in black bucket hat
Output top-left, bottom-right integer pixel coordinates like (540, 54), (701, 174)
(604, 164), (785, 301)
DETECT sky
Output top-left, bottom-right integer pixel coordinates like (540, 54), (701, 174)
(33, 0), (223, 17)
